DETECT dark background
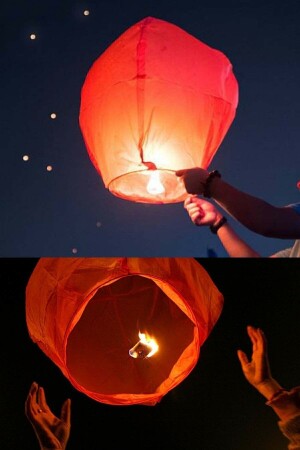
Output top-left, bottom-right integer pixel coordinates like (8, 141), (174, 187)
(1, 257), (300, 450)
(1, 0), (300, 257)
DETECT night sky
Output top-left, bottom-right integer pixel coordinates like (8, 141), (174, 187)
(2, 0), (300, 257)
(2, 257), (300, 450)
(1, 2), (300, 449)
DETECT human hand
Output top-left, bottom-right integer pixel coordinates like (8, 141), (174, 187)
(237, 326), (275, 394)
(176, 167), (209, 194)
(184, 195), (223, 227)
(25, 382), (71, 450)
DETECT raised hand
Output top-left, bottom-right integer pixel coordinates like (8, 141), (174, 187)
(237, 326), (271, 387)
(237, 326), (282, 399)
(25, 382), (71, 450)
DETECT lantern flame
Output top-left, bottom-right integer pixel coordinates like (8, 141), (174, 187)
(129, 331), (159, 359)
(146, 171), (165, 195)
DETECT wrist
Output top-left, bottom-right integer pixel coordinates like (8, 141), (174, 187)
(203, 170), (221, 198)
(210, 216), (227, 234)
(255, 379), (283, 400)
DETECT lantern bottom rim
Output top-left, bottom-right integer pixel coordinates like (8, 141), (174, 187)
(108, 169), (187, 204)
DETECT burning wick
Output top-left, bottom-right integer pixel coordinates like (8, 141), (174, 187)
(129, 332), (159, 359)
(146, 171), (165, 195)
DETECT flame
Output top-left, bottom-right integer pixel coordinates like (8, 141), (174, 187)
(146, 171), (165, 195)
(138, 331), (159, 358)
(129, 331), (159, 359)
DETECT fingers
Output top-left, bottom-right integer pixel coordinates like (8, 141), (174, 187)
(186, 204), (203, 216)
(25, 393), (33, 419)
(61, 399), (71, 426)
(184, 195), (198, 208)
(25, 382), (49, 418)
(25, 397), (36, 423)
(184, 200), (202, 215)
(29, 381), (38, 396)
(247, 325), (259, 351)
(237, 349), (249, 369)
(187, 208), (204, 224)
(175, 169), (186, 177)
(185, 204), (201, 215)
(191, 211), (204, 224)
(25, 381), (38, 418)
(247, 325), (267, 353)
(183, 197), (204, 222)
(257, 328), (268, 357)
(39, 386), (49, 412)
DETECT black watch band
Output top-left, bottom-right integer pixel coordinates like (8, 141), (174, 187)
(210, 216), (227, 234)
(203, 170), (221, 198)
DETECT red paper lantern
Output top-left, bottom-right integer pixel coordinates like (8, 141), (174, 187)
(79, 17), (238, 203)
(26, 257), (223, 406)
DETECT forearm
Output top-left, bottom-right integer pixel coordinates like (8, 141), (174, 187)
(216, 223), (261, 257)
(255, 379), (283, 401)
(266, 386), (300, 422)
(210, 178), (300, 238)
(252, 379), (300, 422)
(36, 436), (64, 450)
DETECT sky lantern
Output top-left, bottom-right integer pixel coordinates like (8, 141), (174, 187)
(79, 16), (238, 203)
(25, 257), (223, 406)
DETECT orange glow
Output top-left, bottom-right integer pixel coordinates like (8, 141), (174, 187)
(129, 331), (159, 359)
(26, 257), (223, 406)
(146, 171), (165, 195)
(79, 17), (238, 204)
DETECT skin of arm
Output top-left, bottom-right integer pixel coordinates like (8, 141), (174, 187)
(237, 326), (300, 422)
(25, 382), (71, 450)
(177, 168), (300, 239)
(184, 196), (261, 257)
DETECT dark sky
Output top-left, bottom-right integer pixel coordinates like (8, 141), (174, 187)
(2, 257), (300, 450)
(1, 0), (300, 257)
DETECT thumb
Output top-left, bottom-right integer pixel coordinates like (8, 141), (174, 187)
(60, 399), (71, 425)
(184, 194), (197, 208)
(237, 350), (249, 369)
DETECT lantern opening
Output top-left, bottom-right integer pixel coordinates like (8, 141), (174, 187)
(26, 257), (224, 405)
(66, 275), (194, 396)
(108, 169), (185, 203)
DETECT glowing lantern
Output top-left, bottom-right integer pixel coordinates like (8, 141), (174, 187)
(79, 16), (238, 203)
(26, 257), (223, 406)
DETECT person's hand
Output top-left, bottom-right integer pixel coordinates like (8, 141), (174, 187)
(184, 195), (223, 227)
(237, 326), (283, 400)
(176, 167), (209, 194)
(25, 381), (71, 450)
(237, 326), (272, 389)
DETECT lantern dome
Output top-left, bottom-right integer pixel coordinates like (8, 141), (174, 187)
(26, 257), (223, 406)
(79, 17), (238, 203)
